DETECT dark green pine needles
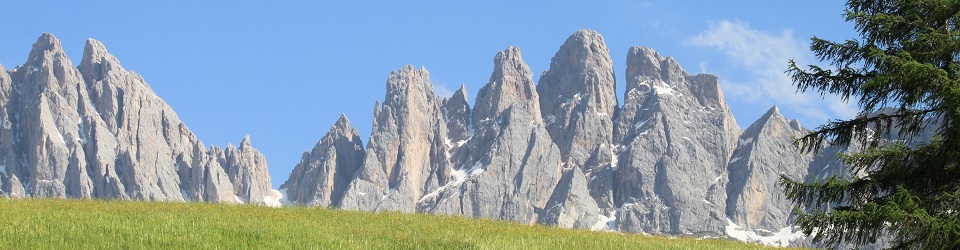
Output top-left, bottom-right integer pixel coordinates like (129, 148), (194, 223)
(780, 0), (960, 248)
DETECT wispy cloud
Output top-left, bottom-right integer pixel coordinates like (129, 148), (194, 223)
(433, 84), (454, 98)
(687, 19), (855, 124)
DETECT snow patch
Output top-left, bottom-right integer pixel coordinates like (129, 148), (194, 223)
(738, 137), (754, 146)
(235, 195), (246, 204)
(610, 146), (619, 172)
(653, 85), (675, 96)
(546, 115), (556, 125)
(561, 92), (583, 109)
(467, 161), (485, 176)
(592, 211), (618, 231)
(597, 112), (608, 117)
(418, 161), (485, 203)
(712, 175), (723, 185)
(54, 129), (65, 144)
(0, 164), (6, 176)
(262, 189), (286, 208)
(443, 137), (454, 159)
(634, 117), (653, 129)
(78, 119), (87, 144)
(730, 157), (741, 164)
(180, 189), (189, 201)
(681, 136), (691, 141)
(725, 218), (805, 247)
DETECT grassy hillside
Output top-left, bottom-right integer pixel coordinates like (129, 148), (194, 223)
(0, 198), (771, 249)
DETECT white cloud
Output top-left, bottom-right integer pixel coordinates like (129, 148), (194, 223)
(433, 84), (454, 98)
(688, 19), (855, 124)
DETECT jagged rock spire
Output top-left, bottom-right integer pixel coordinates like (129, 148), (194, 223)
(536, 30), (618, 210)
(0, 33), (274, 205)
(281, 114), (364, 207)
(725, 105), (811, 232)
(474, 46), (541, 122)
(339, 65), (448, 212)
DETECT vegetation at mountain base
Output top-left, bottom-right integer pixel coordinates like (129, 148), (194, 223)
(782, 0), (960, 248)
(0, 198), (773, 249)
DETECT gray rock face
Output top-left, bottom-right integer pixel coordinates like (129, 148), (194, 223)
(441, 85), (471, 145)
(291, 47), (601, 228)
(280, 115), (364, 206)
(278, 29), (854, 246)
(214, 135), (274, 204)
(338, 65), (449, 212)
(613, 46), (741, 235)
(725, 106), (811, 231)
(416, 47), (598, 227)
(536, 30), (618, 210)
(0, 33), (273, 205)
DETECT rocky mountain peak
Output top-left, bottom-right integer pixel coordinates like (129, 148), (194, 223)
(743, 106), (796, 137)
(790, 119), (803, 131)
(334, 113), (352, 128)
(624, 47), (690, 96)
(449, 85), (468, 104)
(442, 85), (471, 143)
(687, 73), (726, 108)
(0, 33), (276, 206)
(17, 33), (79, 94)
(473, 46), (540, 123)
(79, 38), (123, 83)
(532, 30), (619, 212)
(384, 65), (437, 109)
(26, 33), (68, 65)
(239, 135), (254, 150)
(625, 47), (663, 91)
(726, 105), (812, 234)
(280, 113), (364, 207)
(538, 29), (618, 116)
(338, 64), (448, 212)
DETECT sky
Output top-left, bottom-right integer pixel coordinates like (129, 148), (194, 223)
(0, 1), (858, 188)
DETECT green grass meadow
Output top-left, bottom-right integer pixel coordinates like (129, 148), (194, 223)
(0, 198), (773, 249)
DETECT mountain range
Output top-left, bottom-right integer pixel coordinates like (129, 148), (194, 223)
(1, 31), (857, 246)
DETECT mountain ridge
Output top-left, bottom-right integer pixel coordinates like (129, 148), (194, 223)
(0, 33), (277, 206)
(280, 30), (840, 246)
(0, 31), (857, 247)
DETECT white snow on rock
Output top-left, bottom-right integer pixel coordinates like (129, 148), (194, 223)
(634, 117), (653, 129)
(592, 210), (618, 231)
(725, 218), (805, 247)
(419, 161), (485, 203)
(653, 85), (675, 96)
(729, 157), (741, 164)
(262, 189), (286, 208)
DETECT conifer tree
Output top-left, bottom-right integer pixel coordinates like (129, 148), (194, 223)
(781, 0), (960, 248)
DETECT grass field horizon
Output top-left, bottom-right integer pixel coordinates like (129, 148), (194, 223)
(0, 198), (775, 249)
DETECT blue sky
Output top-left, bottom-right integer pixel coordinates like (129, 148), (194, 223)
(1, 1), (857, 188)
